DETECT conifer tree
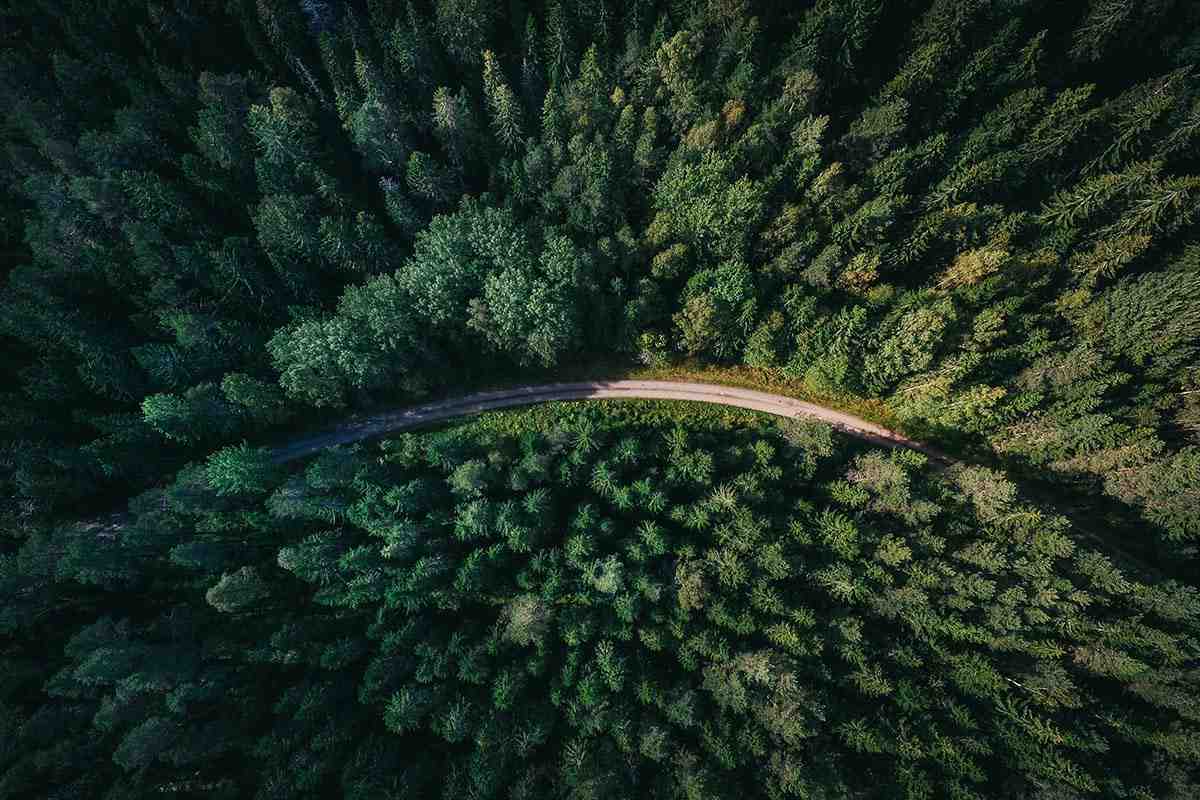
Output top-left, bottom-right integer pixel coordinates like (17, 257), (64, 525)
(482, 50), (525, 152)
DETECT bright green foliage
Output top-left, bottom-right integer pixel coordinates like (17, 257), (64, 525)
(482, 50), (525, 151)
(203, 443), (282, 496)
(1076, 272), (1200, 372)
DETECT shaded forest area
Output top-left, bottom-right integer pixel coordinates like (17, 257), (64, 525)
(2, 0), (1199, 566)
(4, 402), (1200, 798)
(3, 1), (1200, 797)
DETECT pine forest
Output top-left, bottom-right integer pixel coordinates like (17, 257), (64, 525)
(1, 1), (1199, 798)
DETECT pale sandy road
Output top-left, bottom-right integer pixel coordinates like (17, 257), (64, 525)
(268, 381), (951, 464)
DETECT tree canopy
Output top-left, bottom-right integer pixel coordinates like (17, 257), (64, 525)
(3, 1), (1200, 796)
(2, 0), (1198, 566)
(5, 403), (1200, 798)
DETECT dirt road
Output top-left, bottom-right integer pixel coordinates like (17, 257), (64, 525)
(265, 381), (1164, 579)
(78, 379), (1158, 581)
(269, 380), (951, 464)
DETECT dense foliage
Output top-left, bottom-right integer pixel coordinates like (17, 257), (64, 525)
(3, 2), (1200, 797)
(3, 404), (1199, 798)
(2, 0), (1199, 566)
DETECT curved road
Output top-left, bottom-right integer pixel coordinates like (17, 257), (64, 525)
(262, 380), (1162, 579)
(82, 381), (948, 542)
(78, 379), (1158, 580)
(268, 381), (952, 465)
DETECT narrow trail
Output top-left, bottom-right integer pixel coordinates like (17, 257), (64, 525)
(267, 380), (953, 464)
